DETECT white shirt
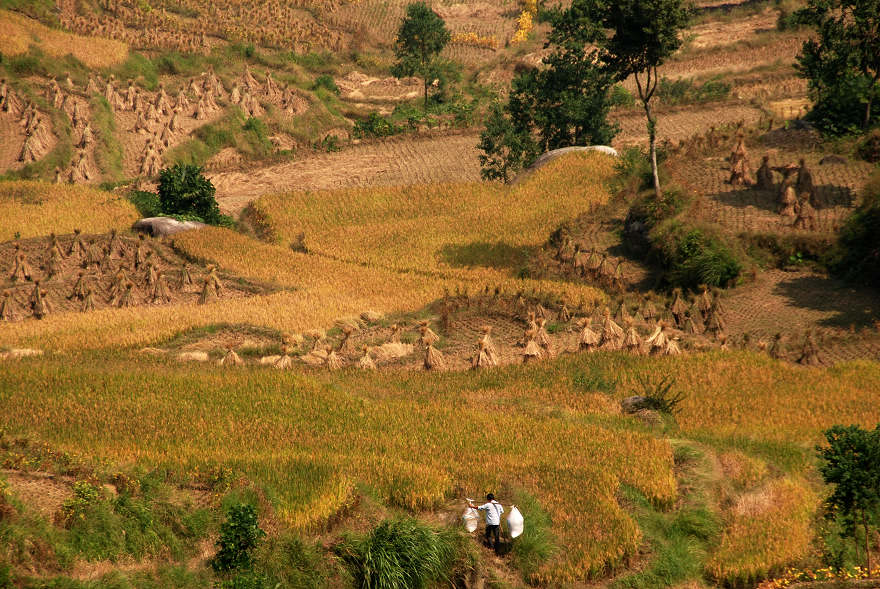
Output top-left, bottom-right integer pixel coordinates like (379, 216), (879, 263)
(478, 500), (504, 525)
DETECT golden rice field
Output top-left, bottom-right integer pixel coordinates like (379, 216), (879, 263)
(0, 354), (677, 583)
(250, 151), (616, 275)
(0, 9), (129, 68)
(0, 181), (138, 242)
(0, 155), (611, 350)
(2, 350), (878, 582)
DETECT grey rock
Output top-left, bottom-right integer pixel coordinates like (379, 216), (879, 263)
(133, 217), (206, 237)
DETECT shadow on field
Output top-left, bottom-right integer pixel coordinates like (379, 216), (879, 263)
(714, 184), (855, 213)
(439, 241), (538, 272)
(773, 274), (880, 328)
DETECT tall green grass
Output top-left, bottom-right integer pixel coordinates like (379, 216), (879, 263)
(335, 518), (461, 589)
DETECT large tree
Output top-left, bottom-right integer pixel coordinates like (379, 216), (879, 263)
(391, 2), (453, 111)
(585, 0), (692, 198)
(796, 0), (880, 133)
(818, 424), (880, 577)
(478, 5), (618, 182)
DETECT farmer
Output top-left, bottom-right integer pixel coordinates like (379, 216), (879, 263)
(469, 493), (504, 553)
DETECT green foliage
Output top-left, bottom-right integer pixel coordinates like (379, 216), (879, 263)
(335, 518), (459, 589)
(795, 0), (880, 133)
(614, 484), (718, 589)
(157, 163), (222, 224)
(128, 190), (162, 218)
(572, 365), (618, 394)
(59, 481), (104, 528)
(650, 220), (742, 289)
(353, 113), (403, 139)
(509, 490), (556, 583)
(656, 76), (730, 105)
(212, 503), (266, 573)
(478, 4), (620, 181)
(251, 534), (329, 589)
(89, 96), (123, 181)
(856, 128), (880, 162)
(610, 84), (636, 107)
(817, 424), (880, 574)
(108, 53), (159, 91)
(827, 171), (880, 287)
(312, 74), (340, 95)
(391, 2), (453, 110)
(632, 374), (686, 416)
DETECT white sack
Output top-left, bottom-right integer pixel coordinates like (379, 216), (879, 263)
(462, 507), (479, 533)
(507, 505), (524, 538)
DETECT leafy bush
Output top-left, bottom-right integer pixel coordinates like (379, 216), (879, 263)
(650, 221), (742, 289)
(212, 503), (266, 573)
(826, 171), (880, 287)
(335, 518), (459, 588)
(610, 84), (636, 107)
(128, 190), (162, 218)
(353, 113), (402, 139)
(657, 76), (730, 105)
(157, 163), (222, 224)
(856, 128), (880, 163)
(313, 74), (340, 95)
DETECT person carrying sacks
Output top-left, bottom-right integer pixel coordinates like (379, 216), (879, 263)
(469, 493), (505, 554)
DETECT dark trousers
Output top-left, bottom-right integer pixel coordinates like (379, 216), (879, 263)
(485, 524), (500, 552)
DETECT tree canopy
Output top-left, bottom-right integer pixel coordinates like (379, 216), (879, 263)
(796, 0), (880, 134)
(818, 424), (880, 576)
(157, 163), (222, 224)
(391, 2), (455, 110)
(478, 4), (619, 182)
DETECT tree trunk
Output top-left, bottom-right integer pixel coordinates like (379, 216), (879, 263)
(866, 511), (872, 578)
(644, 101), (662, 198)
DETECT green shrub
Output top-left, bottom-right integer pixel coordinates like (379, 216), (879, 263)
(157, 163), (222, 224)
(610, 84), (636, 107)
(335, 518), (459, 589)
(856, 128), (880, 163)
(650, 221), (742, 289)
(657, 76), (730, 105)
(313, 74), (340, 95)
(128, 190), (162, 218)
(212, 503), (266, 573)
(826, 171), (880, 287)
(353, 113), (402, 139)
(632, 373), (686, 416)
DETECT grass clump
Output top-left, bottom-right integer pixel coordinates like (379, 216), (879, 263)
(649, 220), (742, 289)
(335, 518), (460, 588)
(89, 95), (123, 182)
(509, 489), (556, 583)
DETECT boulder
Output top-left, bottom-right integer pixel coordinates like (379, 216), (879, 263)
(133, 217), (206, 237)
(176, 351), (209, 362)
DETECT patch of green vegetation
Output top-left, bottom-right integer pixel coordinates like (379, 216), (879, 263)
(0, 0), (59, 26)
(614, 444), (720, 589)
(107, 53), (159, 91)
(89, 95), (123, 182)
(439, 241), (536, 271)
(335, 518), (462, 588)
(826, 170), (880, 288)
(657, 75), (731, 106)
(164, 108), (273, 168)
(649, 219), (743, 289)
(127, 191), (162, 218)
(509, 489), (555, 583)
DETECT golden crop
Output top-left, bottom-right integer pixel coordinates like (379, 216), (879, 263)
(0, 181), (138, 242)
(0, 354), (676, 582)
(0, 10), (129, 68)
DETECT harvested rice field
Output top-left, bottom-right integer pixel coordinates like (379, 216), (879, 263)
(1, 0), (879, 588)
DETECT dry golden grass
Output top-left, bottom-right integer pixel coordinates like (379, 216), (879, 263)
(0, 354), (677, 582)
(706, 477), (816, 585)
(0, 181), (138, 242)
(251, 151), (616, 275)
(0, 10), (128, 68)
